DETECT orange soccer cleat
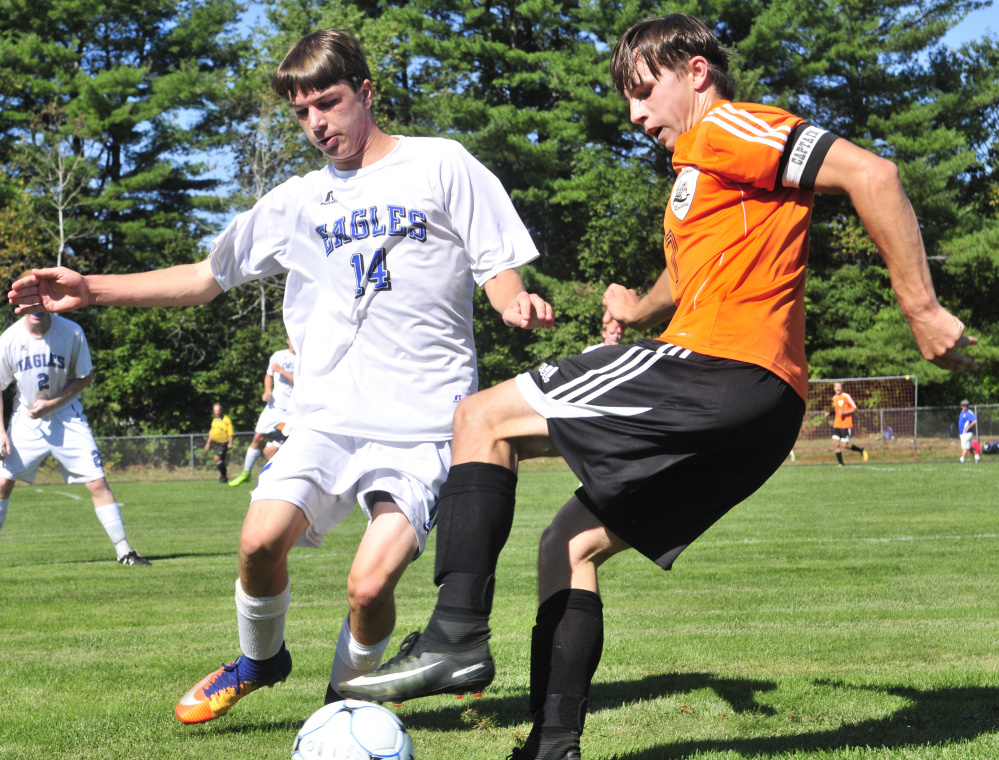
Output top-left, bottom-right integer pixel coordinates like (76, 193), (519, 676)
(175, 646), (292, 724)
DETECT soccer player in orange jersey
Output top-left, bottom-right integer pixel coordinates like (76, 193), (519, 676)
(339, 15), (977, 759)
(825, 381), (868, 466)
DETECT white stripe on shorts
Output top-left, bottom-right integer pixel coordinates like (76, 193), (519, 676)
(516, 343), (691, 420)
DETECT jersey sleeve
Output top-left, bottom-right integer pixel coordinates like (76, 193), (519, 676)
(691, 103), (835, 192)
(209, 180), (300, 290)
(71, 324), (94, 379)
(437, 142), (540, 286)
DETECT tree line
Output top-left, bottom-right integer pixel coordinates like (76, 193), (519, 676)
(1, 0), (996, 435)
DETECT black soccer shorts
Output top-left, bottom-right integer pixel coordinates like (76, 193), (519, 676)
(517, 339), (805, 570)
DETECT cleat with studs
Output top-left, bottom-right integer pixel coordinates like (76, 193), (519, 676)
(337, 631), (494, 704)
(175, 646), (292, 724)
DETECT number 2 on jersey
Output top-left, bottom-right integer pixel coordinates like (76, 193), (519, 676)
(350, 248), (391, 298)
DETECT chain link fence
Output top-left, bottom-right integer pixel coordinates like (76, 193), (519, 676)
(18, 405), (999, 484)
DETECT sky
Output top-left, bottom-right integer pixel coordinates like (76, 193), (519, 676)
(942, 2), (999, 47)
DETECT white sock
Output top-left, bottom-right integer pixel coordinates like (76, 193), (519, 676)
(235, 578), (290, 661)
(0, 498), (8, 532)
(243, 446), (263, 472)
(94, 503), (131, 559)
(329, 614), (392, 688)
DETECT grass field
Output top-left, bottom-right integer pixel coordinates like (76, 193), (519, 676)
(1, 462), (997, 759)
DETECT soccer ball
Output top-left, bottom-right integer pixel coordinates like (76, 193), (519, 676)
(291, 699), (415, 760)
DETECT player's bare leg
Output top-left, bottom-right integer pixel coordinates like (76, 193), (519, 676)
(0, 478), (13, 533)
(175, 499), (306, 723)
(339, 379), (552, 703)
(325, 501), (419, 704)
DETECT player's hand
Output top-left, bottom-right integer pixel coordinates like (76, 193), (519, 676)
(907, 305), (978, 372)
(602, 284), (641, 326)
(262, 390), (272, 403)
(204, 441), (211, 451)
(8, 268), (91, 314)
(0, 433), (9, 460)
(502, 292), (554, 329)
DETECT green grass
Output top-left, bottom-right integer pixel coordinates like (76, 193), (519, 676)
(1, 462), (997, 759)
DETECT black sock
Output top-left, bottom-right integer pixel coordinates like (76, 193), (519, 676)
(529, 589), (603, 732)
(851, 444), (865, 454)
(835, 452), (844, 465)
(424, 462), (517, 648)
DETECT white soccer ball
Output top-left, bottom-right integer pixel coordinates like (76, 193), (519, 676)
(291, 699), (415, 760)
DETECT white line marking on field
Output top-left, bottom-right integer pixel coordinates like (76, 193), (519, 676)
(707, 533), (999, 547)
(34, 488), (85, 501)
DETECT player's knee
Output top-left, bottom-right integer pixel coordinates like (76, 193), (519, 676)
(238, 527), (287, 571)
(453, 395), (493, 438)
(346, 571), (391, 617)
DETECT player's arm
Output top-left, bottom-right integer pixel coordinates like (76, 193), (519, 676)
(603, 269), (676, 330)
(262, 373), (274, 403)
(482, 269), (554, 329)
(8, 259), (223, 314)
(271, 364), (294, 383)
(29, 374), (93, 419)
(0, 393), (9, 459)
(812, 139), (976, 372)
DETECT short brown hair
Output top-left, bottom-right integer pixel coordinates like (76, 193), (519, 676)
(271, 29), (372, 101)
(610, 15), (737, 101)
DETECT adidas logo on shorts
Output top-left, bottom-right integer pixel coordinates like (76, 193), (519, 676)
(538, 363), (559, 383)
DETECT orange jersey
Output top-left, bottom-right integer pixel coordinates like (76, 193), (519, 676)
(831, 392), (857, 428)
(660, 101), (821, 401)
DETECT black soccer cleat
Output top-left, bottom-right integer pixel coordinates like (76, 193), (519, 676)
(118, 550), (151, 566)
(337, 631), (494, 704)
(507, 731), (582, 760)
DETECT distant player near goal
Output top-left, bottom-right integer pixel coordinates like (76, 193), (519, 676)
(825, 381), (868, 466)
(229, 336), (296, 487)
(0, 308), (150, 566)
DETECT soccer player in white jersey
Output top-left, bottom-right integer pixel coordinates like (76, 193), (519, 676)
(0, 310), (150, 566)
(8, 28), (553, 724)
(228, 336), (296, 486)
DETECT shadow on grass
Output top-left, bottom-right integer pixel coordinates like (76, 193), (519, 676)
(605, 678), (999, 759)
(398, 672), (778, 732)
(400, 674), (999, 758)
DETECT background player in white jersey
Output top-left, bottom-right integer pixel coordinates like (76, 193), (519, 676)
(9, 28), (553, 724)
(228, 336), (296, 486)
(0, 309), (150, 566)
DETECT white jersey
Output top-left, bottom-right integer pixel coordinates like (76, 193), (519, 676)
(0, 315), (93, 431)
(266, 349), (296, 412)
(210, 136), (539, 442)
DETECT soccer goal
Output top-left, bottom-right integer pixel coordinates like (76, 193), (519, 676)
(800, 375), (918, 453)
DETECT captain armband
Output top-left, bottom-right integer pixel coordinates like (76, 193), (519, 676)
(779, 125), (839, 190)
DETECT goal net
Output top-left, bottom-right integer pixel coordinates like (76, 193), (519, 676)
(799, 375), (918, 449)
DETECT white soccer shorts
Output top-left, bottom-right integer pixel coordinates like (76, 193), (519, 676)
(254, 404), (286, 435)
(0, 415), (105, 485)
(960, 432), (975, 448)
(251, 427), (451, 556)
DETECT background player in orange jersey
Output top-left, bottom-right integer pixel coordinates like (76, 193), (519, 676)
(825, 381), (868, 466)
(339, 14), (977, 760)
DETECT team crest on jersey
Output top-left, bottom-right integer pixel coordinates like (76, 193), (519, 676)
(670, 167), (699, 221)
